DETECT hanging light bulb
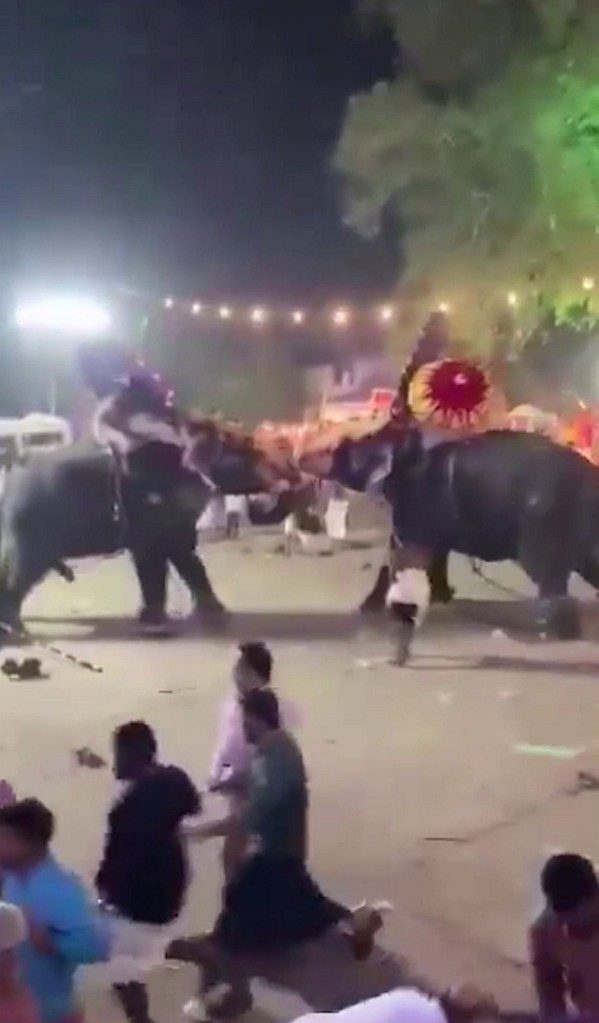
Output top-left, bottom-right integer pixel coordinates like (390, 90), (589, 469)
(582, 276), (595, 292)
(332, 307), (350, 327)
(191, 301), (202, 315)
(378, 304), (394, 323)
(291, 309), (305, 325)
(250, 307), (267, 325)
(164, 297), (174, 309)
(437, 301), (451, 315)
(507, 291), (518, 308)
(219, 305), (232, 320)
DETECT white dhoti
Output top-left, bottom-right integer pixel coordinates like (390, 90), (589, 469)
(82, 909), (180, 986)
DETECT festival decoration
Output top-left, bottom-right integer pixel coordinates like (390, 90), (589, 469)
(408, 358), (491, 430)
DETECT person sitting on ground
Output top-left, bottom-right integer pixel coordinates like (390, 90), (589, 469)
(530, 852), (599, 1020)
(95, 721), (201, 1023)
(173, 688), (388, 1022)
(0, 902), (40, 1023)
(0, 798), (109, 1023)
(207, 642), (299, 880)
(291, 985), (499, 1023)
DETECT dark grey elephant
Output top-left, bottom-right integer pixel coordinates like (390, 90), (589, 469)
(300, 429), (599, 635)
(0, 426), (299, 631)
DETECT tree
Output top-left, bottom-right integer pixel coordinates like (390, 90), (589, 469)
(336, 0), (599, 356)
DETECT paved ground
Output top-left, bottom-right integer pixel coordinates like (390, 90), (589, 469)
(2, 526), (599, 1022)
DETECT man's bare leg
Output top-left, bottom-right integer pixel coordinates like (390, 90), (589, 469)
(167, 933), (253, 1018)
(113, 981), (155, 1023)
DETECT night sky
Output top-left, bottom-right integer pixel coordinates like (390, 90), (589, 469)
(1, 0), (396, 302)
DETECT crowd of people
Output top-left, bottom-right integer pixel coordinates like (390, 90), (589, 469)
(1, 640), (598, 1023)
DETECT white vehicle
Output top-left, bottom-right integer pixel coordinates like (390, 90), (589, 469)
(16, 413), (72, 458)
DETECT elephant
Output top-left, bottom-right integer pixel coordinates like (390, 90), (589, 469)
(0, 423), (299, 632)
(299, 428), (599, 637)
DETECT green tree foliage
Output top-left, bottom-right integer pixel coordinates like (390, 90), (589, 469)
(336, 0), (599, 355)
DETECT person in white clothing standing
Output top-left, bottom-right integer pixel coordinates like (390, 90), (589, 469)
(207, 642), (299, 880)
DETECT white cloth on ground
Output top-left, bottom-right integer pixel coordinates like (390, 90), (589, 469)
(292, 989), (447, 1023)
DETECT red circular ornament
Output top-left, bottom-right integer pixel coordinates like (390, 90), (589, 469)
(408, 359), (491, 429)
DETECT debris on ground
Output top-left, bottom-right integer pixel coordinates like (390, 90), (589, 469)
(74, 747), (106, 769)
(1, 657), (46, 681)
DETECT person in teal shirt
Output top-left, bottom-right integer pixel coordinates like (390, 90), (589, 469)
(0, 798), (109, 1023)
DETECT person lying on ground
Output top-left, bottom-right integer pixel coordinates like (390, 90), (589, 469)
(292, 985), (499, 1023)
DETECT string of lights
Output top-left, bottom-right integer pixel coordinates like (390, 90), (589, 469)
(120, 275), (597, 329)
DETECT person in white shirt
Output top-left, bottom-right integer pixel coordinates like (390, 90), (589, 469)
(208, 642), (299, 879)
(292, 985), (499, 1023)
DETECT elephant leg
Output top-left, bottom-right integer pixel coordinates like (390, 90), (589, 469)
(576, 552), (599, 594)
(130, 545), (168, 621)
(428, 552), (454, 604)
(360, 564), (390, 614)
(0, 539), (49, 630)
(517, 522), (572, 598)
(168, 546), (225, 615)
(518, 519), (581, 639)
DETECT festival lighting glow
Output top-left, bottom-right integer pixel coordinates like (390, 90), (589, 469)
(164, 296), (174, 309)
(291, 309), (305, 325)
(219, 305), (232, 320)
(250, 307), (267, 325)
(379, 304), (394, 323)
(507, 291), (518, 308)
(438, 302), (452, 315)
(583, 276), (595, 291)
(15, 295), (112, 337)
(191, 301), (202, 315)
(332, 307), (350, 327)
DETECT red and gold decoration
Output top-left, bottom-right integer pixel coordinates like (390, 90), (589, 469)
(408, 358), (491, 430)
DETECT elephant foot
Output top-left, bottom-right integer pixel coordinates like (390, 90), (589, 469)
(535, 597), (581, 640)
(430, 584), (455, 605)
(137, 608), (174, 638)
(193, 595), (229, 631)
(359, 596), (385, 615)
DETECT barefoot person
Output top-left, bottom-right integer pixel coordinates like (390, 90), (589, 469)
(172, 689), (387, 1020)
(530, 853), (599, 1020)
(208, 642), (299, 879)
(0, 799), (109, 1023)
(95, 721), (201, 1023)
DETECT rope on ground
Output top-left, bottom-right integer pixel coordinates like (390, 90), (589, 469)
(0, 621), (104, 674)
(468, 558), (528, 599)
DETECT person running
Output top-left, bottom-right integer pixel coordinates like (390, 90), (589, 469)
(172, 689), (387, 1021)
(0, 799), (109, 1023)
(530, 852), (599, 1020)
(95, 721), (200, 1023)
(0, 902), (40, 1023)
(208, 642), (299, 880)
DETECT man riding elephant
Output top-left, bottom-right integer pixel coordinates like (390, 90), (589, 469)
(0, 350), (301, 634)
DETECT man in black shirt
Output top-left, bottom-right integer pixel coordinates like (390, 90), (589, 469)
(96, 721), (200, 1023)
